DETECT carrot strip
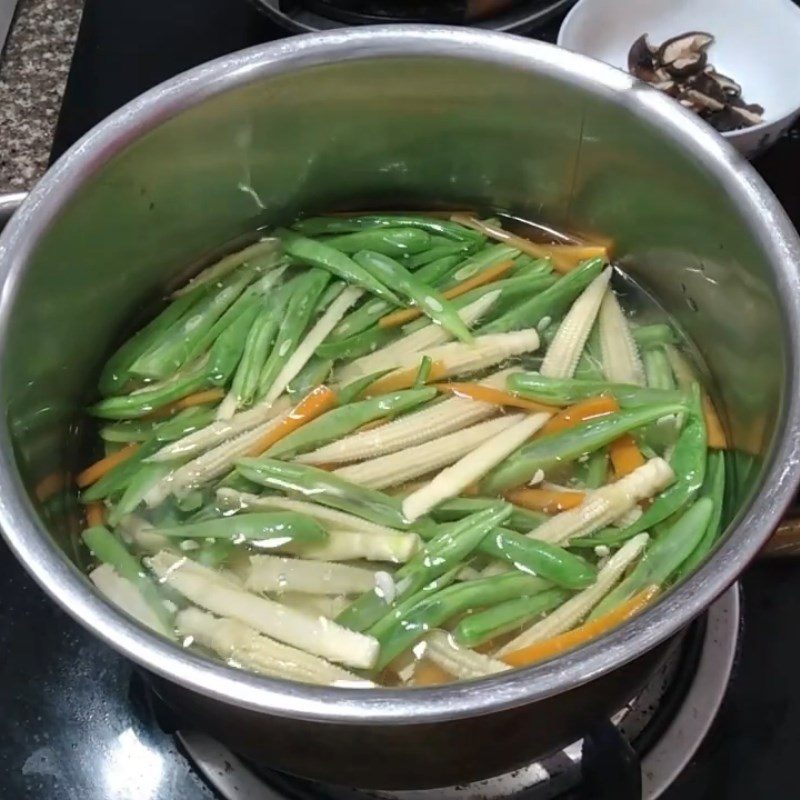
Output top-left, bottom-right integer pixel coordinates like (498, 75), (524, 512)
(608, 433), (646, 478)
(450, 214), (609, 274)
(365, 361), (447, 395)
(85, 501), (106, 528)
(378, 259), (516, 329)
(35, 472), (67, 502)
(505, 487), (586, 514)
(703, 394), (727, 449)
(144, 388), (225, 420)
(502, 585), (660, 667)
(539, 396), (620, 437)
(246, 385), (338, 457)
(77, 443), (140, 488)
(413, 660), (453, 686)
(434, 382), (559, 413)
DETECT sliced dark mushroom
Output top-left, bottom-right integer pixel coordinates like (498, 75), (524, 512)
(657, 31), (714, 66)
(665, 50), (707, 78)
(683, 89), (726, 112)
(688, 73), (728, 105)
(627, 34), (658, 82)
(707, 70), (742, 97)
(728, 97), (764, 124)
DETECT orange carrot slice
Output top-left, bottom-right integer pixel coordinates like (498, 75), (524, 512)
(608, 433), (646, 478)
(35, 472), (67, 502)
(434, 382), (559, 413)
(378, 259), (516, 329)
(505, 487), (586, 514)
(539, 396), (620, 437)
(450, 214), (609, 274)
(77, 443), (140, 489)
(246, 385), (338, 457)
(365, 361), (447, 395)
(413, 660), (453, 686)
(85, 501), (106, 528)
(502, 585), (660, 667)
(703, 394), (727, 449)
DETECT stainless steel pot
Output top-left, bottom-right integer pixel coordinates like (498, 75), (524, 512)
(1, 27), (799, 790)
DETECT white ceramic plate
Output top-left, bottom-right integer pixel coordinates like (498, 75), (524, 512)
(558, 0), (800, 157)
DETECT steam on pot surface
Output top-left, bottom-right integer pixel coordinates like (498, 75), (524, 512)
(74, 210), (731, 688)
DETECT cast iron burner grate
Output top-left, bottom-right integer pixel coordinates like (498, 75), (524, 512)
(176, 586), (739, 800)
(250, 0), (576, 33)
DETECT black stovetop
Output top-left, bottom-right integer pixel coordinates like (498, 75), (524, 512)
(2, 1), (799, 798)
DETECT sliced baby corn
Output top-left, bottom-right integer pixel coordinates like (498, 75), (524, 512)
(336, 291), (499, 383)
(528, 457), (674, 545)
(497, 534), (649, 657)
(334, 414), (523, 490)
(246, 555), (378, 595)
(598, 289), (645, 385)
(264, 285), (362, 403)
(150, 395), (292, 462)
(148, 550), (378, 668)
(424, 630), (510, 679)
(176, 607), (372, 686)
(271, 592), (352, 620)
(402, 412), (552, 521)
(295, 530), (421, 563)
(540, 268), (611, 378)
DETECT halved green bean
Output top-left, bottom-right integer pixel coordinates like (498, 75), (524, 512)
(108, 462), (172, 526)
(292, 214), (482, 243)
(286, 356), (334, 398)
(481, 402), (686, 494)
(99, 406), (216, 444)
(315, 325), (395, 361)
(413, 356), (433, 388)
(453, 587), (569, 648)
(267, 388), (436, 458)
(429, 497), (547, 533)
(235, 458), (418, 531)
(372, 570), (549, 669)
(677, 451), (726, 579)
(481, 527), (596, 589)
(83, 525), (173, 631)
(278, 229), (401, 304)
(643, 346), (676, 391)
(231, 303), (281, 406)
(257, 269), (330, 398)
(336, 505), (511, 632)
(337, 369), (394, 405)
(405, 243), (472, 269)
(152, 512), (327, 545)
(98, 285), (206, 396)
(584, 449), (609, 489)
(507, 372), (685, 408)
(590, 497), (714, 620)
(206, 302), (261, 386)
(353, 250), (473, 342)
(479, 257), (605, 334)
(633, 323), (677, 348)
(130, 265), (257, 380)
(322, 228), (432, 257)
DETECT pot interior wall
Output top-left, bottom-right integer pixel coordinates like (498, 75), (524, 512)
(0, 53), (784, 592)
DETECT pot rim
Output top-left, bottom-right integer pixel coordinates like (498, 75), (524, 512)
(0, 26), (798, 725)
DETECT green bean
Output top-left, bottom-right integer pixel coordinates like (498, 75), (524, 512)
(633, 323), (677, 348)
(98, 285), (206, 396)
(277, 228), (401, 304)
(130, 265), (256, 380)
(108, 462), (172, 526)
(353, 250), (473, 342)
(337, 369), (394, 405)
(99, 406), (215, 444)
(453, 588), (570, 648)
(481, 527), (596, 589)
(322, 228), (432, 257)
(643, 346), (676, 390)
(257, 269), (330, 398)
(677, 451), (726, 579)
(481, 402), (686, 494)
(292, 214), (481, 243)
(479, 257), (605, 334)
(152, 511), (327, 545)
(454, 272), (558, 319)
(337, 505), (511, 632)
(83, 525), (173, 631)
(372, 571), (549, 669)
(231, 304), (281, 406)
(315, 281), (346, 313)
(81, 441), (162, 502)
(315, 325), (395, 361)
(206, 301), (261, 386)
(430, 497), (547, 533)
(405, 243), (471, 269)
(89, 359), (211, 420)
(267, 388), (436, 458)
(507, 372), (685, 408)
(286, 357), (333, 398)
(590, 497), (714, 620)
(584, 449), (609, 489)
(190, 539), (235, 568)
(413, 356), (433, 388)
(234, 458), (419, 531)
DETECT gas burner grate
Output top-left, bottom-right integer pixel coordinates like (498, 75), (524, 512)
(177, 586), (739, 800)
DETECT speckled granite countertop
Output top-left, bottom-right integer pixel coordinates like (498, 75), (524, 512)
(0, 0), (83, 193)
